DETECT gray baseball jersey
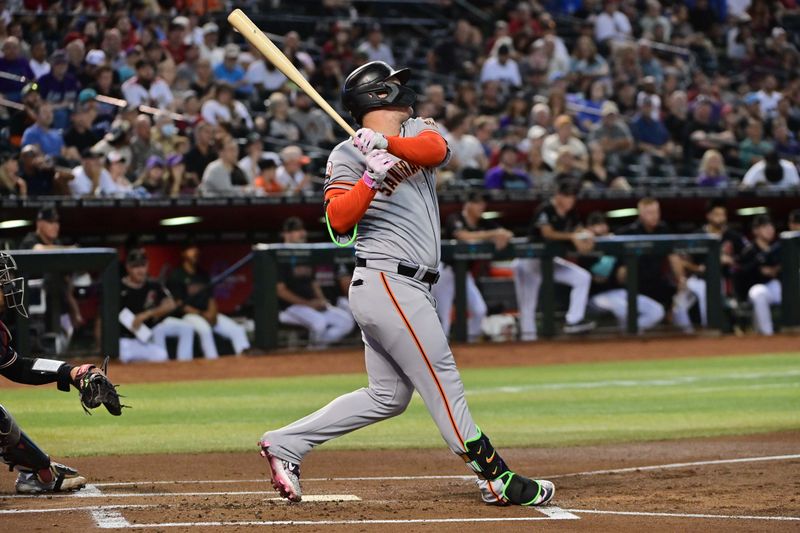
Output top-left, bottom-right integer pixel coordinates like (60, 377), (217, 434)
(323, 117), (447, 269)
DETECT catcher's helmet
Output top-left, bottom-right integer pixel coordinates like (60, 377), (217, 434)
(0, 252), (27, 317)
(342, 61), (417, 123)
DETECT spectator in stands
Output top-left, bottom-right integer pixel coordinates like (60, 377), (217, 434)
(630, 96), (675, 177)
(640, 0), (671, 40)
(290, 92), (336, 148)
(429, 19), (478, 78)
(583, 142), (630, 190)
(588, 101), (633, 176)
(129, 114), (162, 178)
(283, 31), (315, 76)
(246, 50), (288, 96)
(583, 211), (665, 332)
(737, 215), (782, 336)
(276, 145), (311, 194)
(741, 151), (800, 189)
(542, 114), (588, 171)
(499, 92), (530, 134)
(446, 113), (488, 180)
(526, 126), (554, 188)
(575, 80), (608, 132)
(189, 58), (215, 98)
(514, 180), (595, 341)
(185, 122), (217, 184)
(310, 57), (343, 102)
(200, 138), (249, 195)
(10, 83), (41, 148)
(357, 24), (395, 65)
(200, 84), (254, 133)
(163, 21), (188, 65)
(485, 144), (530, 190)
(619, 198), (687, 319)
(69, 148), (118, 197)
(265, 92), (301, 142)
(683, 97), (734, 172)
(18, 145), (68, 196)
(790, 209), (800, 232)
(696, 149), (729, 188)
(771, 118), (800, 159)
(0, 153), (25, 197)
(198, 22), (224, 64)
(28, 39), (50, 80)
(122, 60), (174, 109)
(253, 158), (282, 195)
(0, 37), (34, 100)
(168, 244), (251, 358)
(276, 217), (353, 348)
(106, 151), (133, 195)
(238, 134), (265, 185)
(756, 74), (782, 121)
(594, 0), (632, 49)
(739, 118), (773, 167)
(21, 104), (64, 159)
(132, 155), (170, 197)
(165, 153), (190, 196)
(36, 50), (78, 130)
(119, 249), (195, 364)
(101, 28), (125, 70)
(64, 104), (101, 157)
(432, 192), (511, 341)
(569, 36), (609, 93)
(480, 44), (522, 87)
(214, 44), (251, 96)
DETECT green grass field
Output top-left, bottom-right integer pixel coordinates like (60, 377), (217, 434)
(2, 353), (799, 457)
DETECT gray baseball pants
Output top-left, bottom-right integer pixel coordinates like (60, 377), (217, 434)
(264, 265), (478, 464)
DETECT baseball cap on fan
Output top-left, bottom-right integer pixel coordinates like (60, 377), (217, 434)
(224, 44), (240, 59)
(86, 49), (106, 66)
(37, 206), (59, 222)
(280, 145), (311, 165)
(126, 248), (148, 267)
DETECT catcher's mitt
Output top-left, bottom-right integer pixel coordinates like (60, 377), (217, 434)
(73, 357), (126, 416)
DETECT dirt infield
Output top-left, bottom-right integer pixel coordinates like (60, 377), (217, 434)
(1, 335), (798, 531)
(1, 432), (798, 531)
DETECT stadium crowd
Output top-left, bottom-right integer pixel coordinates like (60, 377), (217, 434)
(1, 1), (799, 355)
(0, 0), (798, 198)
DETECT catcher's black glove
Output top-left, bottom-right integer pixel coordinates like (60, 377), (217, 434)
(73, 357), (126, 416)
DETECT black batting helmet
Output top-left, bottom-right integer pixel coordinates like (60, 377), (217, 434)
(341, 61), (417, 123)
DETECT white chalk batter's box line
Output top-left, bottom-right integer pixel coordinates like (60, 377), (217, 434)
(81, 452), (800, 488)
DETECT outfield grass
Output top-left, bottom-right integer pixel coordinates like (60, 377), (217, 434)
(2, 353), (799, 457)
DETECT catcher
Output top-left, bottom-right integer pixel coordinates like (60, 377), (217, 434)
(0, 251), (123, 494)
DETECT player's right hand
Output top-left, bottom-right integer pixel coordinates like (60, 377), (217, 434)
(353, 128), (388, 155)
(363, 149), (398, 189)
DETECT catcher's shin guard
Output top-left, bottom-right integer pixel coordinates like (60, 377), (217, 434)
(0, 404), (21, 452)
(1, 405), (50, 473)
(460, 426), (510, 481)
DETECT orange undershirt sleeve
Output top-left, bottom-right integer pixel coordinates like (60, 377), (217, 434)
(324, 179), (376, 234)
(385, 130), (447, 167)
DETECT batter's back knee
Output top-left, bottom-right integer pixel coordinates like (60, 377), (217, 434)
(368, 386), (413, 417)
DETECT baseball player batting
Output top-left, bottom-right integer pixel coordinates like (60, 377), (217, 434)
(259, 61), (555, 506)
(0, 252), (123, 493)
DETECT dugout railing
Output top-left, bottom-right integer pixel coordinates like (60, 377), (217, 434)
(6, 248), (120, 358)
(252, 235), (732, 349)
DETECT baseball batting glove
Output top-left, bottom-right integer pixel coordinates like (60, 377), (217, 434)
(73, 357), (126, 416)
(362, 149), (398, 190)
(353, 128), (388, 155)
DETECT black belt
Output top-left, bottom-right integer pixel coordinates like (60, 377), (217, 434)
(356, 258), (440, 284)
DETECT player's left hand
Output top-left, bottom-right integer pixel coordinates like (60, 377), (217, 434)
(353, 128), (388, 155)
(72, 357), (125, 416)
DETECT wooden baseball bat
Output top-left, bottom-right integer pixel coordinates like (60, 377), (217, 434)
(227, 9), (357, 138)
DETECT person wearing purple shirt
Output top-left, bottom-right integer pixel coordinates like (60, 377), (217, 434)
(484, 144), (531, 189)
(36, 50), (80, 130)
(0, 37), (35, 100)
